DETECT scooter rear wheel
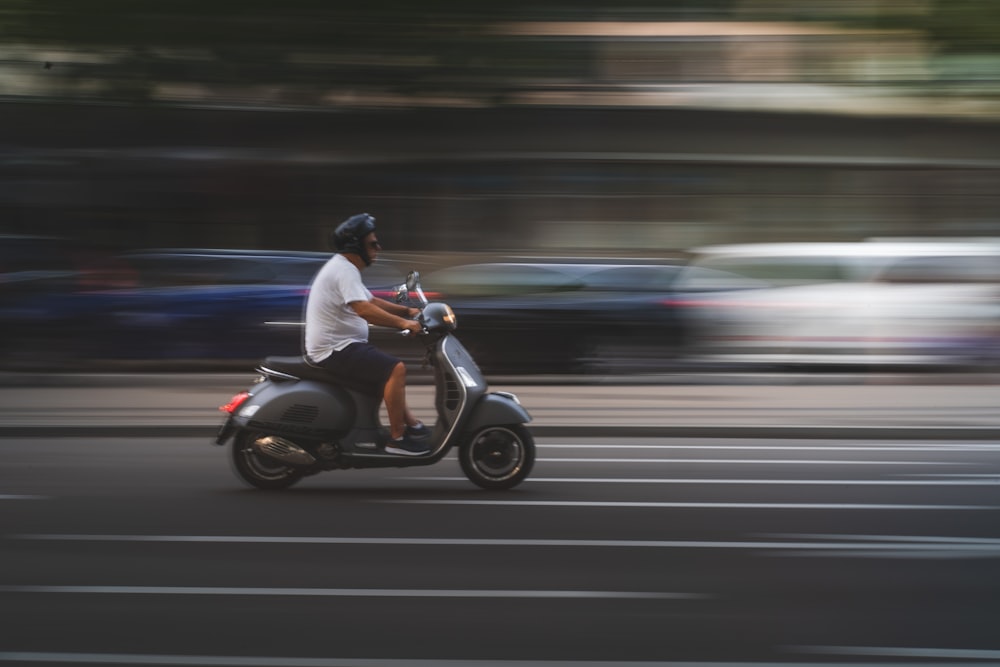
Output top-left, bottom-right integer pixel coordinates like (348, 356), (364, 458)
(231, 431), (305, 490)
(459, 424), (534, 490)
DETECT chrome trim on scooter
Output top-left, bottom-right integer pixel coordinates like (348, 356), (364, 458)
(494, 391), (521, 405)
(252, 435), (316, 466)
(256, 366), (299, 382)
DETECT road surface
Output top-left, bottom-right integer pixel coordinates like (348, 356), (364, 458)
(2, 430), (999, 665)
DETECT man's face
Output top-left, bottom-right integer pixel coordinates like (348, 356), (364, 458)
(362, 232), (382, 265)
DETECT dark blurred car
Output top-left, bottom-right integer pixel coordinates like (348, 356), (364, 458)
(118, 248), (407, 291)
(119, 249), (332, 287)
(1, 234), (80, 289)
(422, 261), (690, 374)
(0, 235), (136, 368)
(2, 247), (408, 369)
(98, 249), (408, 365)
(91, 249), (328, 363)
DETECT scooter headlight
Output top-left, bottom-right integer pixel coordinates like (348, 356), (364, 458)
(443, 305), (457, 329)
(422, 302), (457, 332)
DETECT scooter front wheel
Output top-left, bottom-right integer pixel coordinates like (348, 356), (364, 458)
(231, 431), (305, 490)
(459, 424), (535, 490)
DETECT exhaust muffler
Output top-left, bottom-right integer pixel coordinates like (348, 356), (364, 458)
(252, 436), (316, 466)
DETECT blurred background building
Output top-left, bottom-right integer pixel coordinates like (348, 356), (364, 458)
(0, 0), (998, 256)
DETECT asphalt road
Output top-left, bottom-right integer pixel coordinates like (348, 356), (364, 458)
(2, 431), (1000, 666)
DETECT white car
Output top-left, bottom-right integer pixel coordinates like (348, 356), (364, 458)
(675, 241), (1000, 368)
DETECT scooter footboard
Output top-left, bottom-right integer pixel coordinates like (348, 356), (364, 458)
(465, 392), (532, 433)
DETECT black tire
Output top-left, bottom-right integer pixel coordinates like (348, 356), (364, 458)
(459, 424), (534, 490)
(231, 431), (305, 490)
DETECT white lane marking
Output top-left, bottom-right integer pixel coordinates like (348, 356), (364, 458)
(380, 500), (997, 510)
(902, 473), (1000, 478)
(536, 458), (959, 465)
(772, 533), (1000, 545)
(0, 495), (46, 500)
(0, 585), (698, 600)
(407, 476), (1000, 486)
(0, 652), (957, 667)
(8, 533), (775, 547)
(7, 533), (753, 547)
(797, 645), (1000, 661)
(794, 534), (1000, 558)
(540, 443), (1000, 451)
(12, 533), (1000, 556)
(760, 533), (1000, 559)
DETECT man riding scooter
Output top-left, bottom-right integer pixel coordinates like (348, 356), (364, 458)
(216, 237), (535, 490)
(303, 213), (430, 456)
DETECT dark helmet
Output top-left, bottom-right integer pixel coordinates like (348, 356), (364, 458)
(330, 213), (377, 262)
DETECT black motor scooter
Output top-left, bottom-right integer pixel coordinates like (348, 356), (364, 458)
(215, 271), (534, 490)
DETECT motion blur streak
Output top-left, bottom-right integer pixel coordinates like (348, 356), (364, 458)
(1, 3), (999, 377)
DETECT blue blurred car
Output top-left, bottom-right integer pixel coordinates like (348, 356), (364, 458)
(101, 249), (408, 365)
(1, 234), (125, 368)
(2, 247), (406, 369)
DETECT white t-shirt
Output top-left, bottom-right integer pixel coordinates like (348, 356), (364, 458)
(304, 254), (373, 362)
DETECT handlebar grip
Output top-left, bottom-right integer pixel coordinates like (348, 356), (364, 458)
(401, 326), (426, 337)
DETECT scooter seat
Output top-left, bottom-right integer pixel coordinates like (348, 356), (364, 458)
(259, 355), (333, 383)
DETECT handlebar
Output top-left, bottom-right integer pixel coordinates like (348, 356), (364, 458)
(400, 313), (427, 337)
(393, 272), (431, 336)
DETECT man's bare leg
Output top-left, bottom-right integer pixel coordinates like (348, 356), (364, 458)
(384, 362), (419, 439)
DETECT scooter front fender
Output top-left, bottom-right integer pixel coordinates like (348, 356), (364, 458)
(464, 392), (532, 433)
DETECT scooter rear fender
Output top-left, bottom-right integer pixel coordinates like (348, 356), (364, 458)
(463, 392), (532, 434)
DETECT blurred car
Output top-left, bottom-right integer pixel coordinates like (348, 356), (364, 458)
(673, 241), (1000, 369)
(118, 248), (408, 292)
(0, 235), (138, 368)
(422, 261), (690, 374)
(101, 250), (410, 365)
(2, 247), (409, 369)
(118, 248), (334, 287)
(1, 234), (80, 289)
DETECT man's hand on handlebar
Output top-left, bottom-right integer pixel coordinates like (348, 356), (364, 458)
(402, 319), (423, 336)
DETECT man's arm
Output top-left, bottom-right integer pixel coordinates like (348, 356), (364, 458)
(371, 296), (420, 319)
(351, 299), (421, 333)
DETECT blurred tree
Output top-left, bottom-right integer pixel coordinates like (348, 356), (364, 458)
(736, 0), (1000, 55)
(925, 0), (1000, 53)
(5, 0), (996, 106)
(0, 0), (736, 105)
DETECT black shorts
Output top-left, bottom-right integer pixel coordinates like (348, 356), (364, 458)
(313, 342), (401, 397)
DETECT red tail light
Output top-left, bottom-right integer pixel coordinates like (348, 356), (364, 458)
(220, 391), (250, 414)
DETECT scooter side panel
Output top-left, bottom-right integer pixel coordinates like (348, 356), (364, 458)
(436, 336), (487, 432)
(464, 393), (532, 433)
(235, 379), (356, 439)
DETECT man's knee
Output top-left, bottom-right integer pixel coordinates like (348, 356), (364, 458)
(388, 361), (406, 383)
(382, 362), (406, 402)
